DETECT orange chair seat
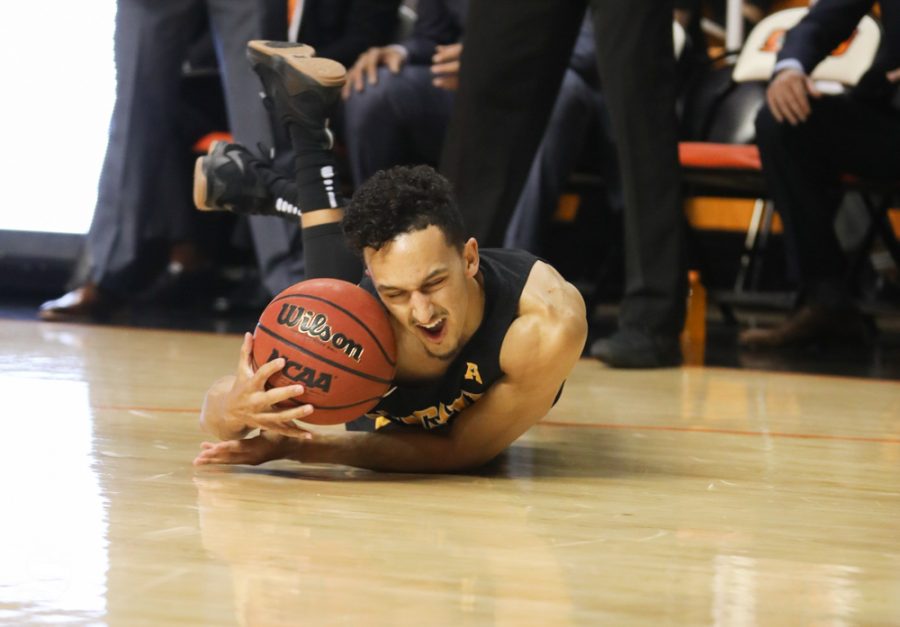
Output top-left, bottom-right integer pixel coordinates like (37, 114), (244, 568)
(679, 142), (762, 171)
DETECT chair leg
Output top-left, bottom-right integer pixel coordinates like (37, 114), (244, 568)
(734, 198), (767, 293)
(861, 193), (900, 268)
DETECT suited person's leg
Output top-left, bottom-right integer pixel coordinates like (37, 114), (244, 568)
(343, 65), (454, 186)
(755, 103), (843, 303)
(87, 0), (200, 296)
(756, 95), (900, 306)
(208, 0), (304, 296)
(440, 0), (586, 246)
(504, 69), (601, 253)
(591, 0), (685, 340)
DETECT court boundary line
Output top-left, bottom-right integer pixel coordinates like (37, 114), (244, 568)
(539, 419), (900, 445)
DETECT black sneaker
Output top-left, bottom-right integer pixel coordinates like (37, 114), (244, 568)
(193, 141), (300, 218)
(246, 40), (345, 150)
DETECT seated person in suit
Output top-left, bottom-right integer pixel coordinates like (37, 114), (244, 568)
(341, 0), (465, 186)
(741, 0), (900, 347)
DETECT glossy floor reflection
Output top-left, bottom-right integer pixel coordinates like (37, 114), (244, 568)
(1, 319), (898, 625)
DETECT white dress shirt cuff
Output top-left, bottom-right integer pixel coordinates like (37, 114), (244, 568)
(773, 58), (806, 76)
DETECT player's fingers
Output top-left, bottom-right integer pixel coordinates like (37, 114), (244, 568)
(193, 441), (236, 465)
(252, 356), (285, 388)
(235, 333), (254, 379)
(263, 384), (306, 406)
(267, 402), (316, 423)
(887, 68), (900, 83)
(247, 413), (312, 438)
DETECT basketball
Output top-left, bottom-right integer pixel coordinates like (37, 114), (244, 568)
(251, 278), (397, 425)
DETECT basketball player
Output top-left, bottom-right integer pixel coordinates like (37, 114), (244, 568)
(193, 42), (587, 472)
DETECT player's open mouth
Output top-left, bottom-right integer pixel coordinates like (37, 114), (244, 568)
(416, 318), (447, 343)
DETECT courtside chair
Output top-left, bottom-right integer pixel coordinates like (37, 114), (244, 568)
(679, 7), (887, 311)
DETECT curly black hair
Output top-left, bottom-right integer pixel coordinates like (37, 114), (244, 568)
(341, 165), (467, 254)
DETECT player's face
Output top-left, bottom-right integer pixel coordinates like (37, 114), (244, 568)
(364, 226), (480, 361)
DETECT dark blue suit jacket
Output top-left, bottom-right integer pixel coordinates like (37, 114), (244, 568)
(779, 0), (900, 104)
(402, 0), (466, 65)
(299, 0), (401, 67)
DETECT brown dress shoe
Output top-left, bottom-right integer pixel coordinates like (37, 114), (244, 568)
(38, 284), (115, 321)
(738, 304), (875, 348)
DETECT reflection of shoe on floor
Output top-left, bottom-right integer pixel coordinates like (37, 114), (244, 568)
(38, 283), (118, 322)
(193, 142), (297, 217)
(738, 304), (877, 348)
(589, 330), (682, 368)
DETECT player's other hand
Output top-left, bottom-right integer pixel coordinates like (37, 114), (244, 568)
(431, 43), (462, 91)
(343, 46), (406, 99)
(767, 68), (821, 125)
(221, 333), (316, 437)
(194, 431), (296, 467)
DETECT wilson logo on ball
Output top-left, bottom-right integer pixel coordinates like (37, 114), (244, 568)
(276, 303), (364, 362)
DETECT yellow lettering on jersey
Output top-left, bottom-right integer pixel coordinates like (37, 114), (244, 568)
(464, 362), (483, 385)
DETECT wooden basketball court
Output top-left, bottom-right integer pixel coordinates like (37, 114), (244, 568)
(2, 318), (898, 625)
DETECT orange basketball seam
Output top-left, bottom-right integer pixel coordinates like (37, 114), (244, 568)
(270, 290), (397, 367)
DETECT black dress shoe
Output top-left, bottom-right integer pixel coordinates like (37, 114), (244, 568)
(738, 304), (876, 348)
(589, 330), (682, 368)
(38, 284), (118, 322)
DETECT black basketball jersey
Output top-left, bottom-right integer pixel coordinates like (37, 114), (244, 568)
(355, 248), (538, 431)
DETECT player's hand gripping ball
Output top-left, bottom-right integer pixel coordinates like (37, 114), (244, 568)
(252, 279), (397, 424)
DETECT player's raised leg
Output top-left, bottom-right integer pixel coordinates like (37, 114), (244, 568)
(192, 42), (361, 281)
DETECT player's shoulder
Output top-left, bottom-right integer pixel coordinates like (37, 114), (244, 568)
(519, 260), (586, 322)
(499, 260), (587, 378)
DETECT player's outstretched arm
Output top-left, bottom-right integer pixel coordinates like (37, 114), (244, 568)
(285, 263), (588, 472)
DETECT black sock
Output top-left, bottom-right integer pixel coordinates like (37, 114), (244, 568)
(302, 222), (363, 282)
(288, 124), (345, 212)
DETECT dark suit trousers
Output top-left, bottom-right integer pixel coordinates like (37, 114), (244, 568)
(503, 68), (618, 253)
(342, 65), (456, 186)
(755, 95), (900, 306)
(88, 0), (281, 295)
(440, 0), (686, 336)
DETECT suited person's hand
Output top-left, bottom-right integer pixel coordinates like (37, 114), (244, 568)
(343, 46), (406, 99)
(887, 68), (900, 83)
(767, 68), (822, 125)
(431, 43), (462, 91)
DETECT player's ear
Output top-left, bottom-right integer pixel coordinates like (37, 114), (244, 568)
(463, 238), (479, 278)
